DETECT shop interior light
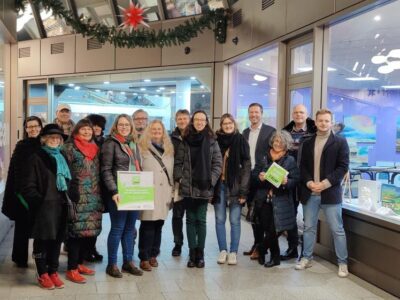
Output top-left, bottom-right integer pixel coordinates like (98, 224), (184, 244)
(104, 81), (110, 84)
(74, 86), (80, 90)
(352, 61), (359, 71)
(297, 67), (313, 72)
(144, 79), (151, 82)
(253, 74), (268, 81)
(327, 67), (337, 71)
(346, 77), (379, 81)
(381, 85), (400, 89)
(374, 15), (381, 21)
(140, 87), (146, 91)
(190, 76), (196, 80)
(68, 83), (75, 87)
(251, 83), (258, 86)
(378, 65), (394, 74)
(372, 49), (400, 74)
(375, 33), (380, 39)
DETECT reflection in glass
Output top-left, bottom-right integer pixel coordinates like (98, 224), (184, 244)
(0, 44), (5, 190)
(228, 45), (279, 131)
(163, 0), (224, 19)
(39, 0), (73, 37)
(17, 3), (41, 41)
(75, 0), (115, 26)
(29, 84), (47, 98)
(291, 42), (313, 74)
(52, 68), (212, 133)
(290, 87), (312, 114)
(29, 105), (48, 123)
(117, 0), (160, 22)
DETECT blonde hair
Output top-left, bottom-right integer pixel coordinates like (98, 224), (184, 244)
(40, 134), (64, 146)
(316, 108), (333, 120)
(139, 120), (174, 156)
(109, 114), (137, 142)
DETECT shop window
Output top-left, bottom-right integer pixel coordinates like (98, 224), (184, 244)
(17, 3), (41, 41)
(326, 0), (400, 222)
(291, 42), (313, 75)
(228, 45), (278, 131)
(75, 0), (116, 26)
(52, 67), (212, 133)
(162, 0), (225, 19)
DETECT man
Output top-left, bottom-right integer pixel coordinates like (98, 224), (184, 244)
(132, 109), (149, 137)
(53, 103), (75, 136)
(242, 103), (275, 259)
(170, 109), (190, 256)
(296, 109), (350, 278)
(281, 104), (317, 260)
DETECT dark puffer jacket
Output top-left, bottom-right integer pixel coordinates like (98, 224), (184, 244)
(101, 136), (141, 197)
(21, 149), (68, 240)
(252, 153), (300, 232)
(173, 138), (222, 200)
(61, 141), (103, 238)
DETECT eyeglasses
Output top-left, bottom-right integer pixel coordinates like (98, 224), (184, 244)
(134, 118), (148, 121)
(117, 123), (131, 128)
(194, 118), (207, 123)
(26, 125), (41, 130)
(222, 121), (234, 126)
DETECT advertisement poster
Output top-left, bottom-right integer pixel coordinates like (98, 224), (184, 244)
(117, 171), (154, 210)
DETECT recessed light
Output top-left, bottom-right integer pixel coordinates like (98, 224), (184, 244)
(239, 94), (244, 97)
(382, 85), (400, 89)
(159, 87), (165, 90)
(95, 89), (100, 92)
(202, 94), (205, 98)
(133, 93), (138, 95)
(259, 58), (264, 61)
(297, 67), (313, 72)
(190, 76), (196, 80)
(374, 15), (381, 21)
(156, 89), (160, 92)
(140, 88), (146, 91)
(144, 79), (151, 82)
(346, 77), (379, 81)
(200, 85), (205, 89)
(120, 91), (125, 95)
(245, 63), (250, 66)
(352, 61), (359, 71)
(253, 74), (268, 81)
(361, 64), (366, 70)
(170, 91), (176, 94)
(374, 33), (380, 39)
(74, 86), (80, 90)
(378, 65), (393, 74)
(104, 81), (110, 84)
(327, 67), (337, 71)
(68, 83), (75, 87)
(270, 87), (277, 90)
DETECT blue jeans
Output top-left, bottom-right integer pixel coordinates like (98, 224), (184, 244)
(302, 195), (348, 264)
(107, 199), (139, 265)
(214, 184), (242, 253)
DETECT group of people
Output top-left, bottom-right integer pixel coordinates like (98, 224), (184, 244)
(1, 101), (350, 291)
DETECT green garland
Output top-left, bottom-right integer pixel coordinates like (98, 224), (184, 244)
(16, 0), (228, 48)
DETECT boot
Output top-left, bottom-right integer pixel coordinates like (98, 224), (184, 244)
(264, 256), (280, 268)
(187, 249), (196, 268)
(195, 248), (205, 268)
(257, 245), (265, 265)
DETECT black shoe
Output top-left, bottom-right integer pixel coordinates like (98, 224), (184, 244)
(85, 254), (96, 262)
(280, 247), (298, 261)
(92, 249), (103, 262)
(258, 253), (265, 265)
(172, 244), (182, 257)
(243, 244), (256, 256)
(264, 258), (280, 268)
(187, 249), (196, 268)
(195, 248), (205, 268)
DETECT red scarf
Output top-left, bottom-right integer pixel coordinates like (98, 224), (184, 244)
(113, 133), (141, 171)
(74, 136), (99, 161)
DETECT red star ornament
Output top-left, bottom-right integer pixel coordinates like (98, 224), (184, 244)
(119, 1), (150, 32)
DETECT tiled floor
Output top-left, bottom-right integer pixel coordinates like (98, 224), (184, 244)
(0, 206), (397, 300)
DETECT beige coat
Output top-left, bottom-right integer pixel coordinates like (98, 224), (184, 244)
(140, 144), (174, 221)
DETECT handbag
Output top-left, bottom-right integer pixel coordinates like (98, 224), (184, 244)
(65, 192), (77, 221)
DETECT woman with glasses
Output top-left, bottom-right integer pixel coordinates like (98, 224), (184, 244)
(2, 116), (43, 268)
(174, 110), (222, 268)
(252, 131), (300, 268)
(213, 113), (251, 265)
(101, 114), (143, 278)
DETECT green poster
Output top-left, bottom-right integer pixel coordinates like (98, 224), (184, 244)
(117, 171), (154, 210)
(264, 162), (289, 188)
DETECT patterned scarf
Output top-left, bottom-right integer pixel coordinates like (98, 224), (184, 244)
(113, 133), (141, 171)
(74, 136), (99, 161)
(42, 145), (71, 191)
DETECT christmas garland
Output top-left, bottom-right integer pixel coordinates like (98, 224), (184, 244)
(16, 0), (228, 48)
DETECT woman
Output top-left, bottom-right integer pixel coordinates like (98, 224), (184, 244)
(138, 120), (174, 271)
(214, 114), (251, 265)
(61, 119), (103, 284)
(2, 116), (43, 268)
(252, 131), (300, 268)
(174, 110), (222, 268)
(22, 124), (71, 289)
(101, 114), (143, 278)
(85, 113), (107, 262)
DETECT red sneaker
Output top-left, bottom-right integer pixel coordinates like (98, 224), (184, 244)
(78, 264), (95, 275)
(49, 272), (64, 289)
(66, 269), (86, 284)
(37, 273), (55, 290)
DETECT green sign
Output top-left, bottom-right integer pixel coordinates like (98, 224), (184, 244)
(264, 162), (289, 188)
(117, 171), (154, 210)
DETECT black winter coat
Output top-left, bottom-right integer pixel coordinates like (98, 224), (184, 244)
(252, 153), (300, 232)
(298, 132), (349, 205)
(2, 138), (41, 221)
(173, 138), (222, 200)
(21, 149), (68, 240)
(101, 136), (141, 197)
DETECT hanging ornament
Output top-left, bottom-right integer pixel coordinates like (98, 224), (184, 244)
(119, 1), (149, 32)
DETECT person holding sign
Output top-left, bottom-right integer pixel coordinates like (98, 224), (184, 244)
(213, 114), (251, 265)
(101, 114), (143, 278)
(138, 120), (174, 271)
(174, 110), (222, 268)
(252, 131), (300, 268)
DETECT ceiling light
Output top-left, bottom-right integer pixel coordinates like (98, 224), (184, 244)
(270, 87), (277, 90)
(361, 64), (366, 70)
(253, 74), (268, 81)
(388, 49), (400, 58)
(382, 85), (400, 89)
(239, 94), (244, 97)
(251, 83), (258, 86)
(133, 93), (138, 95)
(259, 58), (264, 61)
(374, 33), (380, 39)
(95, 89), (100, 92)
(297, 67), (313, 72)
(170, 91), (176, 94)
(381, 48), (386, 53)
(371, 55), (386, 64)
(346, 77), (379, 81)
(120, 92), (125, 95)
(390, 61), (400, 69)
(74, 86), (80, 90)
(156, 89), (160, 92)
(68, 83), (75, 87)
(104, 81), (110, 84)
(245, 63), (250, 66)
(374, 15), (381, 21)
(327, 67), (337, 72)
(352, 61), (359, 71)
(190, 76), (196, 80)
(140, 88), (146, 91)
(144, 79), (151, 82)
(202, 94), (205, 98)
(378, 65), (394, 74)
(159, 87), (165, 90)
(200, 85), (205, 89)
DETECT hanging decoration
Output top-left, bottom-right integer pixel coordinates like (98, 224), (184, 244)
(15, 0), (228, 49)
(119, 1), (149, 31)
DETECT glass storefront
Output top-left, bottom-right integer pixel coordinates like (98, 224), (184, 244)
(326, 0), (400, 222)
(228, 45), (279, 131)
(52, 67), (213, 133)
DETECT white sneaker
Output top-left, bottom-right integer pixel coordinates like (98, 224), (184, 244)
(295, 257), (312, 270)
(338, 264), (349, 278)
(227, 252), (237, 265)
(217, 250), (227, 264)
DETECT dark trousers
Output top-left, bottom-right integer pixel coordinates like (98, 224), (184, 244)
(33, 239), (62, 276)
(172, 200), (185, 246)
(185, 198), (208, 250)
(12, 218), (30, 265)
(67, 237), (96, 270)
(286, 200), (299, 249)
(256, 202), (280, 260)
(138, 220), (165, 261)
